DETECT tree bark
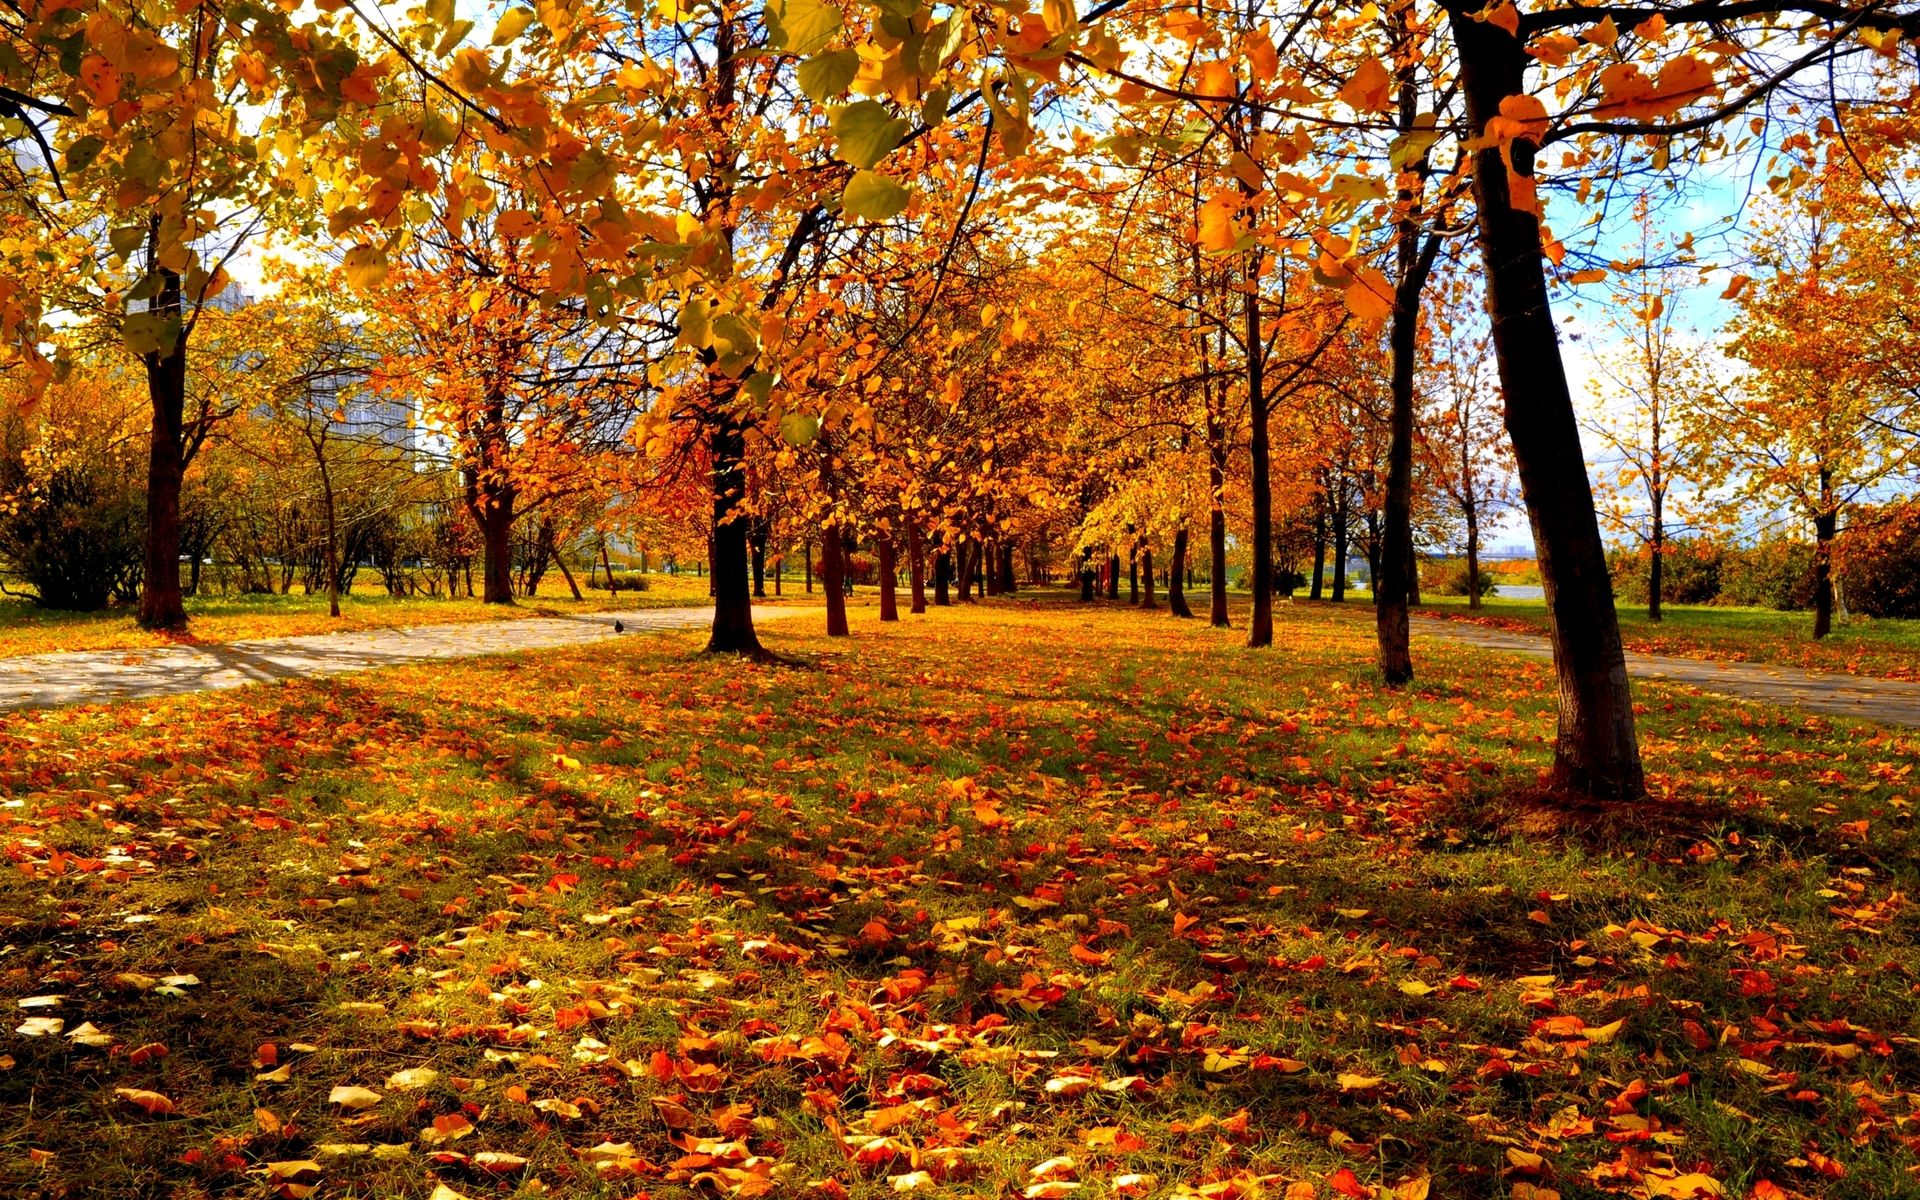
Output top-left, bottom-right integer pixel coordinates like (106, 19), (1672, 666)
(139, 266), (189, 631)
(999, 542), (1017, 593)
(1467, 506), (1483, 610)
(1244, 273), (1273, 648)
(706, 415), (763, 655)
(804, 540), (813, 593)
(316, 437), (341, 619)
(934, 549), (951, 606)
(1141, 545), (1156, 609)
(878, 534), (899, 621)
(1332, 486), (1349, 603)
(1168, 527), (1193, 618)
(555, 552), (584, 600)
(1106, 551), (1120, 600)
(1450, 2), (1643, 798)
(823, 523), (849, 637)
(1648, 489), (1664, 623)
(1128, 536), (1139, 604)
(1377, 226), (1443, 684)
(1080, 549), (1095, 601)
(1310, 495), (1327, 600)
(468, 478), (516, 606)
(909, 524), (927, 613)
(751, 519), (767, 598)
(1813, 469), (1836, 639)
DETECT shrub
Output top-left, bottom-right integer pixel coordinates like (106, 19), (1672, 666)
(0, 424), (146, 610)
(1436, 563), (1498, 598)
(1717, 538), (1818, 611)
(1840, 505), (1920, 618)
(1608, 538), (1723, 606)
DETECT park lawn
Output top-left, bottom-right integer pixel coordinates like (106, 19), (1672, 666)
(0, 574), (719, 659)
(1417, 594), (1920, 682)
(0, 596), (1913, 1200)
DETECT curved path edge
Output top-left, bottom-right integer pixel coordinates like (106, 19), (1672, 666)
(1414, 615), (1920, 728)
(0, 605), (814, 713)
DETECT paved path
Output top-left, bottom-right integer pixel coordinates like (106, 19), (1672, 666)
(1415, 616), (1920, 727)
(0, 606), (810, 713)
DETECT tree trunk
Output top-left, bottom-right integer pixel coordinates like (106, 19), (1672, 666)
(999, 542), (1017, 594)
(1128, 537), (1139, 604)
(1106, 552), (1120, 600)
(1244, 275), (1273, 648)
(555, 552), (584, 600)
(751, 522), (767, 598)
(1311, 497), (1327, 600)
(878, 534), (899, 622)
(1377, 223), (1442, 684)
(139, 267), (189, 631)
(822, 523), (849, 637)
(909, 524), (927, 613)
(706, 415), (763, 655)
(934, 549), (951, 606)
(1332, 488), (1349, 603)
(1080, 548), (1095, 601)
(472, 496), (515, 605)
(1467, 508), (1483, 610)
(804, 540), (813, 593)
(1206, 391), (1231, 628)
(1648, 489), (1664, 623)
(984, 539), (1002, 597)
(1141, 545), (1156, 609)
(1813, 471), (1836, 639)
(1168, 527), (1193, 618)
(317, 442), (341, 619)
(1450, 2), (1643, 798)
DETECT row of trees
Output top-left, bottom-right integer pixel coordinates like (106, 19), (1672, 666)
(8, 0), (1920, 801)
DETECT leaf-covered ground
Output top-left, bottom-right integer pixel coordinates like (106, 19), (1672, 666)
(0, 577), (723, 659)
(1415, 598), (1920, 683)
(0, 594), (1913, 1200)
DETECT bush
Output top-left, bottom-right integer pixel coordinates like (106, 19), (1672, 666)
(1718, 538), (1817, 611)
(1840, 505), (1920, 618)
(1436, 563), (1498, 598)
(1608, 538), (1723, 606)
(0, 421), (146, 611)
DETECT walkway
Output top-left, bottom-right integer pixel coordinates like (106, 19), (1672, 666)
(1415, 616), (1920, 727)
(0, 606), (810, 713)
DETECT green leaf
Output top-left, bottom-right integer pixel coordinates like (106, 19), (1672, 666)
(918, 16), (964, 75)
(742, 371), (778, 405)
(921, 86), (951, 127)
(108, 226), (146, 259)
(832, 100), (907, 169)
(122, 310), (182, 358)
(842, 170), (911, 220)
(797, 50), (859, 100)
(768, 0), (843, 56)
(779, 412), (821, 447)
(433, 18), (474, 56)
(491, 8), (538, 44)
(62, 135), (104, 173)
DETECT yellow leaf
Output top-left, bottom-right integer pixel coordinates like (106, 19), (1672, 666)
(1343, 266), (1395, 324)
(1336, 1072), (1383, 1091)
(1482, 1), (1519, 36)
(1337, 58), (1393, 114)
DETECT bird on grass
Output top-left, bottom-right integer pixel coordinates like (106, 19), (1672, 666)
(614, 620), (625, 633)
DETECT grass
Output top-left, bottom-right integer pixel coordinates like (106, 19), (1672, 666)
(1416, 592), (1920, 682)
(0, 573), (725, 658)
(0, 592), (1914, 1200)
